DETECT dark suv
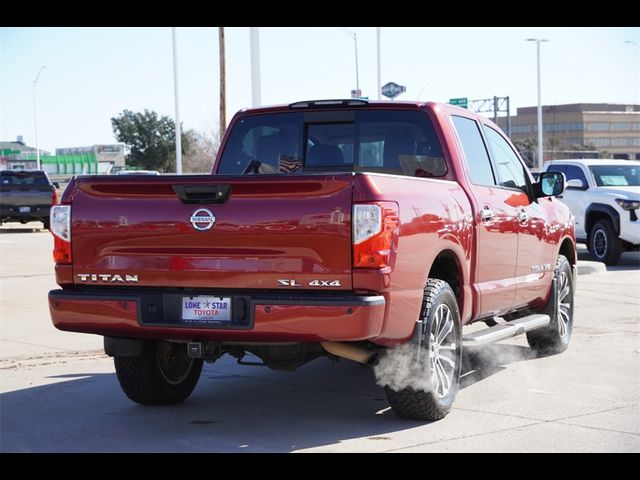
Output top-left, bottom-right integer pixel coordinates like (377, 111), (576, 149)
(0, 170), (59, 229)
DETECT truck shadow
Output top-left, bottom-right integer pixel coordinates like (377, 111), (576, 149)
(1, 345), (535, 452)
(460, 344), (536, 388)
(577, 244), (640, 271)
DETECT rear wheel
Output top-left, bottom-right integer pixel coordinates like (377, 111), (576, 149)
(588, 219), (622, 265)
(384, 279), (462, 421)
(43, 218), (50, 230)
(114, 340), (203, 405)
(527, 255), (574, 355)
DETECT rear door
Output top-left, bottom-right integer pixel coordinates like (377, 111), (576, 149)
(70, 174), (353, 291)
(450, 115), (519, 317)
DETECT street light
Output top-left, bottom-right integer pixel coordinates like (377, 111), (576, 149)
(341, 28), (360, 97)
(416, 83), (431, 101)
(376, 27), (382, 100)
(526, 38), (548, 171)
(624, 40), (639, 102)
(33, 65), (46, 171)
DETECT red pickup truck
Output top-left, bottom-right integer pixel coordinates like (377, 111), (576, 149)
(48, 100), (575, 421)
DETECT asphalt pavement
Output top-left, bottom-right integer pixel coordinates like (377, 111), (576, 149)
(1, 223), (638, 452)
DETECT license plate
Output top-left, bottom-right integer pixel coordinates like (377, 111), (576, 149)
(182, 296), (231, 323)
(19, 206), (31, 213)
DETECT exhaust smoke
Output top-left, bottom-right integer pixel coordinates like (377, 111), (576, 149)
(373, 343), (433, 393)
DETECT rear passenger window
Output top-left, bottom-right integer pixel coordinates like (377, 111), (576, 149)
(564, 165), (588, 188)
(0, 172), (49, 185)
(548, 164), (567, 175)
(451, 116), (496, 186)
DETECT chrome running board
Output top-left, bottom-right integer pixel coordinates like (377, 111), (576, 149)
(462, 314), (551, 347)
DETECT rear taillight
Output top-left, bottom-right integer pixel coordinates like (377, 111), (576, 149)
(50, 205), (71, 264)
(353, 202), (399, 269)
(52, 188), (59, 205)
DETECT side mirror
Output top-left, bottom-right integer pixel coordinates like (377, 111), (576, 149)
(535, 171), (566, 198)
(53, 182), (60, 189)
(566, 178), (586, 190)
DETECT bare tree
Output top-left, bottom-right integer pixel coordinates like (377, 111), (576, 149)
(182, 128), (220, 173)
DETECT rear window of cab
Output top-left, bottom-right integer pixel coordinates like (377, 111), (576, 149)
(217, 110), (448, 179)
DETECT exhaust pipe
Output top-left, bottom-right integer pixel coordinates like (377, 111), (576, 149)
(321, 341), (376, 365)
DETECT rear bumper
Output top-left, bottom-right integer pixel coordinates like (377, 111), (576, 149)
(48, 289), (386, 343)
(0, 205), (50, 223)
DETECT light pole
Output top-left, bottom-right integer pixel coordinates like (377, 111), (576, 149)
(250, 27), (261, 107)
(625, 40), (639, 100)
(172, 28), (182, 174)
(416, 83), (430, 101)
(33, 65), (46, 171)
(376, 27), (381, 100)
(526, 38), (548, 171)
(341, 28), (360, 97)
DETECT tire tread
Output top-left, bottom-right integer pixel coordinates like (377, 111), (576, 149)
(385, 279), (459, 421)
(114, 341), (203, 406)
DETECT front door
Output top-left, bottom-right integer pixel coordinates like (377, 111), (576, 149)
(481, 125), (556, 308)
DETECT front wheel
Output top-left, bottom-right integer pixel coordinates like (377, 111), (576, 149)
(527, 254), (574, 355)
(588, 219), (622, 265)
(114, 340), (203, 405)
(382, 279), (462, 421)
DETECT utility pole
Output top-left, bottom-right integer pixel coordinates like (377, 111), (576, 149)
(219, 27), (227, 144)
(172, 28), (182, 174)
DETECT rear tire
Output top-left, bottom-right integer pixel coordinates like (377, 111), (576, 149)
(588, 219), (622, 265)
(527, 255), (574, 355)
(43, 218), (50, 230)
(384, 279), (462, 421)
(114, 340), (203, 405)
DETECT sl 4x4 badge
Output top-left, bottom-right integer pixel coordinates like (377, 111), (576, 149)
(278, 279), (342, 287)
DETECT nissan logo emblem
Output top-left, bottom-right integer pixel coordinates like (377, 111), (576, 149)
(190, 208), (216, 231)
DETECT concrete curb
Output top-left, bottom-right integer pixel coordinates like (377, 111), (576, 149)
(577, 260), (607, 275)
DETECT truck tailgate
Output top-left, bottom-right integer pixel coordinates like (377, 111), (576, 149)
(70, 175), (353, 290)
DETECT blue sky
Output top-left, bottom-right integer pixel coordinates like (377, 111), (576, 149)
(1, 26), (638, 153)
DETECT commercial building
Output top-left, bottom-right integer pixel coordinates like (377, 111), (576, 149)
(53, 144), (125, 174)
(0, 137), (49, 170)
(0, 137), (125, 175)
(498, 103), (640, 163)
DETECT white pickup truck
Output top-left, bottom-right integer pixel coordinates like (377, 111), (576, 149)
(543, 159), (640, 265)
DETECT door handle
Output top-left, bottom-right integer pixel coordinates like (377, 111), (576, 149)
(518, 209), (529, 223)
(480, 206), (494, 221)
